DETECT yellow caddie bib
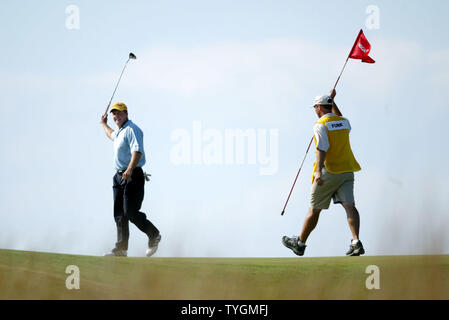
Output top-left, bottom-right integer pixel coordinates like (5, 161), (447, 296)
(311, 115), (361, 183)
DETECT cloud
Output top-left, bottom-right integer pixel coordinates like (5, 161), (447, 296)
(424, 48), (449, 92)
(2, 36), (448, 104)
(80, 37), (449, 111)
(102, 39), (344, 98)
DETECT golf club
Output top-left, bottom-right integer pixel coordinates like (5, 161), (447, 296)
(104, 52), (137, 116)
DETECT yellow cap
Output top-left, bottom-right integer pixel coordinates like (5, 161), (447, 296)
(110, 102), (128, 113)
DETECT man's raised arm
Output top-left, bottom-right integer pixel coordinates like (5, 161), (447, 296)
(101, 114), (114, 141)
(330, 89), (343, 116)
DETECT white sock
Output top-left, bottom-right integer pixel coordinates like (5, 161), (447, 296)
(352, 239), (359, 245)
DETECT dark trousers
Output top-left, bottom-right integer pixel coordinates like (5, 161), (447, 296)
(113, 167), (159, 250)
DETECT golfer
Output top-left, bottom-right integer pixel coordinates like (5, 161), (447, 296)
(101, 102), (161, 257)
(282, 89), (365, 256)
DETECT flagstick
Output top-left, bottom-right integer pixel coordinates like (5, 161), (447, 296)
(333, 29), (363, 90)
(281, 137), (314, 216)
(281, 30), (364, 216)
(333, 57), (350, 91)
(280, 58), (348, 216)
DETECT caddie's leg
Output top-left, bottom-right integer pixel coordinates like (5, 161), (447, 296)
(299, 208), (321, 243)
(113, 173), (129, 250)
(342, 202), (360, 240)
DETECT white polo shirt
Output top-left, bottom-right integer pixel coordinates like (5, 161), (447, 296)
(112, 120), (146, 171)
(313, 113), (352, 152)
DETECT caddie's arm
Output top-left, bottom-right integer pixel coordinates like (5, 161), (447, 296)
(122, 151), (142, 181)
(314, 149), (326, 186)
(100, 114), (114, 141)
(329, 89), (343, 116)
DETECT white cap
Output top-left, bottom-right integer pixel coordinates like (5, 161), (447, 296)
(312, 95), (333, 107)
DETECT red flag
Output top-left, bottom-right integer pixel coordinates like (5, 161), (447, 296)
(348, 29), (375, 63)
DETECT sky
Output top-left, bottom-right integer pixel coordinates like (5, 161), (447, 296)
(0, 0), (448, 258)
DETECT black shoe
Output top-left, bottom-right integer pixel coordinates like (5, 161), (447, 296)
(282, 236), (306, 256)
(104, 248), (127, 257)
(346, 240), (365, 256)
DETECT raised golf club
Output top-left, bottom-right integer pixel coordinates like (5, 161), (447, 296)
(104, 52), (137, 116)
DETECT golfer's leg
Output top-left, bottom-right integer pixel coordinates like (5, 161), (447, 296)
(299, 208), (321, 243)
(124, 170), (159, 238)
(342, 202), (360, 240)
(113, 174), (129, 250)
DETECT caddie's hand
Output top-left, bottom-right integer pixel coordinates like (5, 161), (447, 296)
(101, 114), (108, 124)
(314, 171), (323, 186)
(329, 89), (336, 99)
(122, 168), (133, 181)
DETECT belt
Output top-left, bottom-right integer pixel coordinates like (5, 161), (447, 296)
(116, 167), (142, 174)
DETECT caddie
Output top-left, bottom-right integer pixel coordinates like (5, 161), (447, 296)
(282, 89), (365, 256)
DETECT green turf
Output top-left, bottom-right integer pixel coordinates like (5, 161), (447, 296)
(0, 249), (448, 299)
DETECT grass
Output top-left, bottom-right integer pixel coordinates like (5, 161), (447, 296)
(0, 249), (448, 299)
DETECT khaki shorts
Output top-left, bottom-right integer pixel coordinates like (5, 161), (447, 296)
(310, 168), (355, 210)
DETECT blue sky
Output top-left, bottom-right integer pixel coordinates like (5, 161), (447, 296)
(0, 0), (448, 257)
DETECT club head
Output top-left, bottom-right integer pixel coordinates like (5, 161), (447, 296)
(129, 52), (136, 60)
